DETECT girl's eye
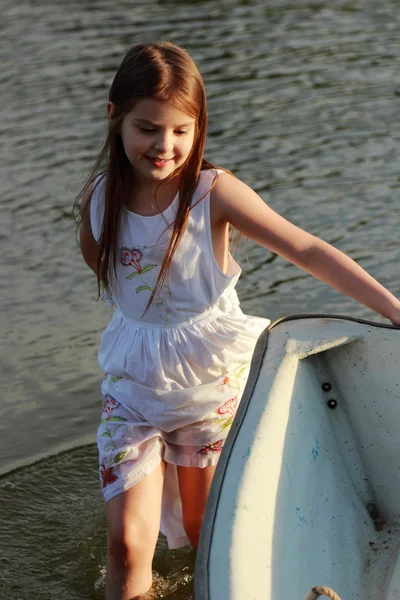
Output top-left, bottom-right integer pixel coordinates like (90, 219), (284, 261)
(137, 127), (188, 135)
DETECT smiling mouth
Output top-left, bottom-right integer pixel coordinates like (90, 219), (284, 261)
(146, 156), (173, 165)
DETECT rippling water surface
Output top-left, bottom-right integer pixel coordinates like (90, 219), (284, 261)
(1, 0), (400, 597)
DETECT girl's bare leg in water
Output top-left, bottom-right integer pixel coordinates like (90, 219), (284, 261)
(105, 461), (165, 600)
(177, 464), (217, 549)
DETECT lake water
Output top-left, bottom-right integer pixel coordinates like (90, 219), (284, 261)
(1, 0), (399, 597)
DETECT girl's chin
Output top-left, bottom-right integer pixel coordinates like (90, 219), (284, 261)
(135, 169), (174, 183)
(143, 160), (181, 177)
(130, 159), (182, 181)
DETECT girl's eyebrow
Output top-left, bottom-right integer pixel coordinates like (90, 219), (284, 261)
(133, 117), (194, 128)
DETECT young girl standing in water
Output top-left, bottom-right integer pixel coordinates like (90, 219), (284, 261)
(76, 41), (400, 599)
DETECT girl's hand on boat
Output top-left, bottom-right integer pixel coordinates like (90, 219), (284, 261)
(389, 305), (400, 326)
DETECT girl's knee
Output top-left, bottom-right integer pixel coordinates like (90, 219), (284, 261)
(107, 517), (148, 563)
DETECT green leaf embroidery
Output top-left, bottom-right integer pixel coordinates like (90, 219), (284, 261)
(136, 285), (152, 293)
(126, 271), (140, 280)
(126, 264), (157, 280)
(106, 416), (127, 422)
(219, 417), (234, 431)
(104, 441), (117, 451)
(109, 376), (122, 383)
(101, 430), (112, 438)
(140, 264), (157, 274)
(235, 367), (247, 379)
(113, 451), (128, 464)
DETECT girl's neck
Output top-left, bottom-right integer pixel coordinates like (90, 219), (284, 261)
(125, 175), (181, 216)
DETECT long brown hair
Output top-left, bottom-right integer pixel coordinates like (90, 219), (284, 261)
(74, 41), (218, 310)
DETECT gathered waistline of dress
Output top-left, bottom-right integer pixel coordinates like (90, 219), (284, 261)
(114, 304), (226, 330)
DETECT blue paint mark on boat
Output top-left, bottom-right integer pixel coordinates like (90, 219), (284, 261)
(296, 507), (307, 524)
(312, 436), (320, 461)
(243, 446), (251, 459)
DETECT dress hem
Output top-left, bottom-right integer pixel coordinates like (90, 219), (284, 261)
(102, 453), (163, 503)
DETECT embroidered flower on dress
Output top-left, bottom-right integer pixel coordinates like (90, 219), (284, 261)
(216, 396), (239, 432)
(100, 464), (118, 488)
(120, 246), (158, 283)
(219, 375), (230, 386)
(218, 396), (239, 418)
(118, 246), (169, 324)
(102, 394), (120, 420)
(120, 247), (143, 271)
(197, 439), (224, 455)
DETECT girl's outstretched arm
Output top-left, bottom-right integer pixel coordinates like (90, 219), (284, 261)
(211, 172), (400, 325)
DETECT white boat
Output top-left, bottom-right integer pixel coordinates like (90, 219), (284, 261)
(195, 315), (400, 600)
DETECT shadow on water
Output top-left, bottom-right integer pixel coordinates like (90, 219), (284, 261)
(0, 445), (195, 600)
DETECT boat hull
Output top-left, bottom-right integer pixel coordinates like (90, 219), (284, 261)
(195, 315), (400, 600)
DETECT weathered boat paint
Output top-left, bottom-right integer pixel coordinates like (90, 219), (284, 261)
(195, 315), (400, 600)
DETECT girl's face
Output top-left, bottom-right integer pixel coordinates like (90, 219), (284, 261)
(114, 97), (197, 185)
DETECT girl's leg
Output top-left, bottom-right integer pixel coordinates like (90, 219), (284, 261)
(105, 461), (165, 600)
(177, 465), (217, 549)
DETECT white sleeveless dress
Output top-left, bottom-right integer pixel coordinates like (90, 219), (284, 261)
(90, 168), (270, 548)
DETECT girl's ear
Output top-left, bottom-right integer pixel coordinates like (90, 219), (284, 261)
(107, 101), (116, 120)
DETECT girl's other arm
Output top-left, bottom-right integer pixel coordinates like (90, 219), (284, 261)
(212, 173), (400, 325)
(79, 184), (101, 275)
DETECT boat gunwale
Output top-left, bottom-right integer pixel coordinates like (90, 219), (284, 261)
(194, 312), (400, 599)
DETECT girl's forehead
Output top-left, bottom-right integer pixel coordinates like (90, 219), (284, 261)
(128, 97), (196, 124)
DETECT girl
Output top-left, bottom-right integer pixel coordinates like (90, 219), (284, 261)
(75, 41), (400, 599)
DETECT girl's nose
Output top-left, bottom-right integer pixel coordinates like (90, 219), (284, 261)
(154, 131), (173, 153)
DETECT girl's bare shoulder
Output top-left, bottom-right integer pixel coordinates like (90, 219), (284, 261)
(210, 170), (269, 224)
(210, 170), (315, 258)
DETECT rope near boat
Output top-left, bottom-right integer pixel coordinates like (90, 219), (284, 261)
(303, 586), (342, 600)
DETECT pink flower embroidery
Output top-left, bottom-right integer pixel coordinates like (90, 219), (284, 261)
(218, 396), (238, 418)
(100, 464), (118, 488)
(197, 439), (224, 455)
(102, 394), (119, 419)
(120, 247), (143, 272)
